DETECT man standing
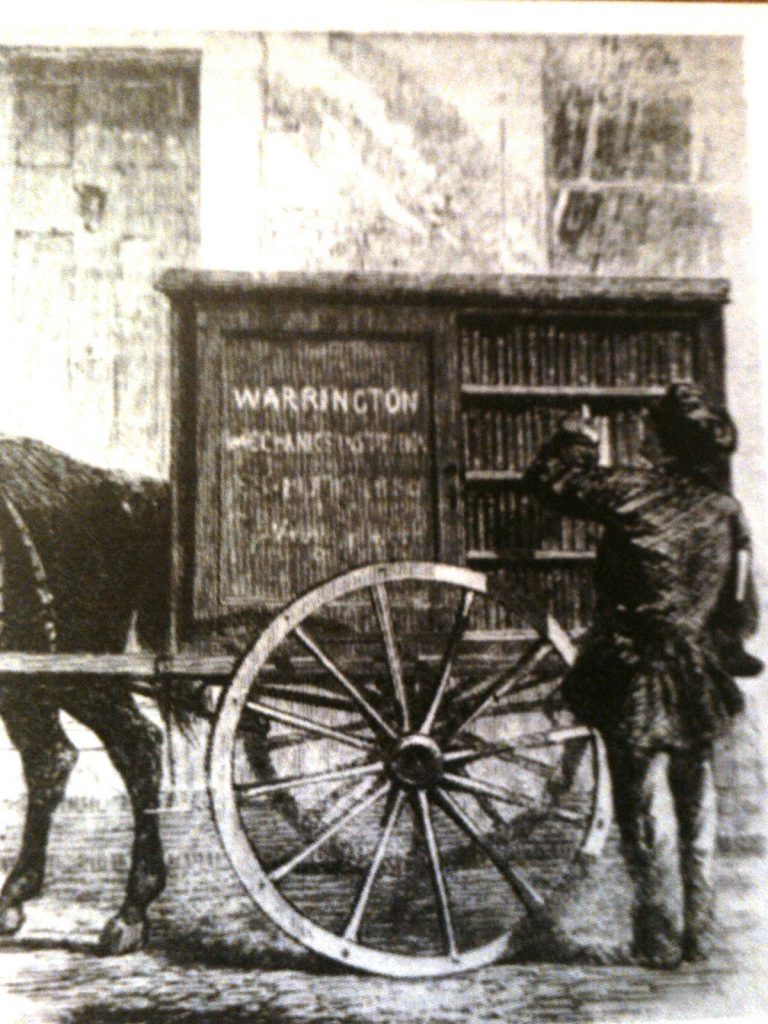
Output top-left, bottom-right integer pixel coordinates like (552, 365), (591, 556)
(523, 382), (761, 968)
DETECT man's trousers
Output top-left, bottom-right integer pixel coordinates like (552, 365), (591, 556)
(605, 742), (718, 965)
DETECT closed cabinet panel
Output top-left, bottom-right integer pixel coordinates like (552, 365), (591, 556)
(164, 293), (461, 626)
(220, 334), (436, 608)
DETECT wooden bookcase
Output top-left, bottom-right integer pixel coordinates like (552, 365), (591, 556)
(157, 271), (728, 645)
(457, 302), (725, 633)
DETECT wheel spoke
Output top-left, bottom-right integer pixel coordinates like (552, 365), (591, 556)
(495, 751), (554, 779)
(343, 787), (405, 941)
(413, 790), (459, 959)
(446, 642), (552, 739)
(469, 791), (511, 832)
(269, 782), (390, 882)
(258, 717), (371, 752)
(293, 624), (396, 739)
(449, 735), (554, 779)
(370, 583), (410, 730)
(259, 681), (355, 711)
(454, 643), (553, 703)
(419, 589), (475, 735)
(442, 770), (524, 808)
(245, 700), (374, 752)
(445, 725), (592, 764)
(469, 697), (561, 720)
(433, 787), (546, 917)
(235, 761), (384, 800)
(441, 771), (582, 823)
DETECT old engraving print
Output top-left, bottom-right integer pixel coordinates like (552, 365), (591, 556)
(0, 6), (766, 1022)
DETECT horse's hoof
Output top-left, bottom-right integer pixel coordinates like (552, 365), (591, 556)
(96, 915), (147, 956)
(0, 905), (25, 936)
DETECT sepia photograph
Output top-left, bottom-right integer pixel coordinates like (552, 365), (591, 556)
(0, 3), (766, 1021)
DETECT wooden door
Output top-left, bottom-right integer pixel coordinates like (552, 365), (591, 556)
(7, 50), (199, 476)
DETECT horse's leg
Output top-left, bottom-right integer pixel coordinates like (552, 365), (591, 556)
(0, 697), (78, 934)
(63, 688), (165, 955)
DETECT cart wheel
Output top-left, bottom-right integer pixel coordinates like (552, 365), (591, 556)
(208, 562), (610, 978)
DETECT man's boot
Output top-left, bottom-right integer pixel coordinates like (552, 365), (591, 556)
(631, 904), (682, 970)
(681, 885), (716, 962)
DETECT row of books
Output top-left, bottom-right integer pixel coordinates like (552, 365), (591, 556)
(547, 564), (596, 632)
(459, 322), (696, 388)
(462, 406), (647, 471)
(472, 566), (596, 632)
(464, 489), (601, 554)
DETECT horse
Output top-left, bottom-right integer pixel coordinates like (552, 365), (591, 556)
(0, 436), (172, 955)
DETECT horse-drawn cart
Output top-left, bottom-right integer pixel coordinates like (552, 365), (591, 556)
(0, 560), (611, 977)
(0, 272), (729, 976)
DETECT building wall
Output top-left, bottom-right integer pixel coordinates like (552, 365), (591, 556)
(0, 48), (200, 478)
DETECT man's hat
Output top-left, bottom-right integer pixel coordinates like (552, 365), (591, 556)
(649, 381), (737, 464)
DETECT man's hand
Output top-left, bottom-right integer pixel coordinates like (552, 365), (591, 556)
(559, 413), (600, 446)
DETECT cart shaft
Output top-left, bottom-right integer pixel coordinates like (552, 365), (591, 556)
(0, 652), (235, 681)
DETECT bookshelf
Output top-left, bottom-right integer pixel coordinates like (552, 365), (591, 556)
(458, 307), (714, 632)
(157, 270), (726, 641)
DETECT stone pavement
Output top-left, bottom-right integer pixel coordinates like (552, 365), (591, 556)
(0, 794), (766, 1024)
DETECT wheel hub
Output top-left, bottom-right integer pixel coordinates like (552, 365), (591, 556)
(389, 734), (444, 788)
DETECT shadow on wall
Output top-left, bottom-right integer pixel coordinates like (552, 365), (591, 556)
(69, 1004), (284, 1024)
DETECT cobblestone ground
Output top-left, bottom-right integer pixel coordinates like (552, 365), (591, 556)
(0, 792), (766, 1024)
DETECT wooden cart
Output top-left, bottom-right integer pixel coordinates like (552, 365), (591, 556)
(0, 271), (729, 976)
(0, 560), (613, 977)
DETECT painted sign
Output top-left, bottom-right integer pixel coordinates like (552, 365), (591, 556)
(221, 336), (434, 605)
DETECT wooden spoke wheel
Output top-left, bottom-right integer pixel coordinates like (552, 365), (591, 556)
(208, 562), (610, 978)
